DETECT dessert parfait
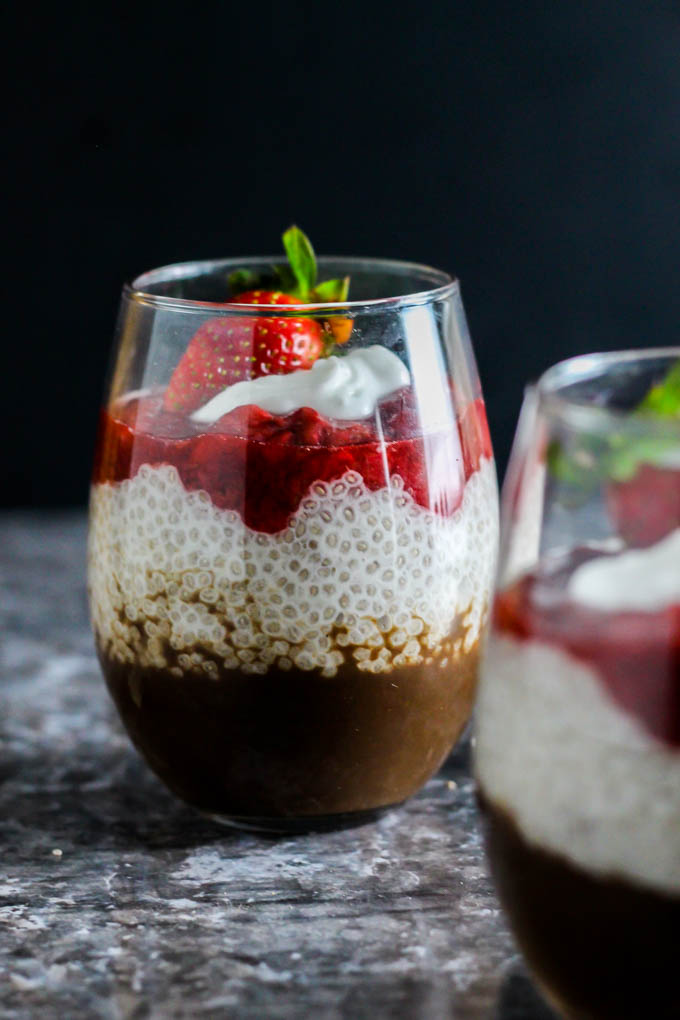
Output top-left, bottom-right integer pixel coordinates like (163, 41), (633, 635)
(89, 228), (498, 831)
(475, 352), (680, 1019)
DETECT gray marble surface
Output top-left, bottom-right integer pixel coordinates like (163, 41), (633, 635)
(0, 512), (556, 1020)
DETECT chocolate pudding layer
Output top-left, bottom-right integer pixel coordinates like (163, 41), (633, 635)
(101, 636), (479, 827)
(480, 797), (680, 1020)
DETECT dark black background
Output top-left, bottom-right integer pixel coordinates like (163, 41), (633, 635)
(8, 1), (680, 507)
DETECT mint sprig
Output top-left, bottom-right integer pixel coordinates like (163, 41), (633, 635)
(282, 226), (351, 303)
(282, 225), (317, 300)
(227, 225), (351, 306)
(549, 358), (680, 494)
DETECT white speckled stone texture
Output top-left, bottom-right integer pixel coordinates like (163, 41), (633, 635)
(0, 512), (555, 1019)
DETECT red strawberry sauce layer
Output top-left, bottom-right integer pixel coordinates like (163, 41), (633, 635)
(93, 389), (491, 534)
(494, 553), (680, 748)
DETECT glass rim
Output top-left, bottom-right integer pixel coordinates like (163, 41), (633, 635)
(125, 255), (459, 313)
(531, 347), (680, 435)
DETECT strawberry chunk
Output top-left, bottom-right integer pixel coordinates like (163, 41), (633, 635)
(289, 407), (332, 446)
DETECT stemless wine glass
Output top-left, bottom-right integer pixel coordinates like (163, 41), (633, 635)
(475, 349), (680, 1019)
(88, 255), (498, 833)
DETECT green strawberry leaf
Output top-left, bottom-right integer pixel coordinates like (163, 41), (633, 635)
(637, 359), (680, 418)
(282, 225), (317, 300)
(227, 268), (262, 294)
(273, 263), (298, 293)
(312, 276), (351, 303)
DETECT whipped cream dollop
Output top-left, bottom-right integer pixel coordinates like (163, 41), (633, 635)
(568, 528), (680, 612)
(191, 346), (410, 424)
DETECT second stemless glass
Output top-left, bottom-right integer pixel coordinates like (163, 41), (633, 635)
(475, 349), (680, 1019)
(88, 256), (498, 832)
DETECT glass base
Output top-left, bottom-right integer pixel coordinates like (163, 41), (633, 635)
(202, 802), (403, 835)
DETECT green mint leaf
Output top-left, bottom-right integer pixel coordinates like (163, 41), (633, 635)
(228, 268), (261, 294)
(637, 359), (680, 418)
(273, 264), (298, 293)
(282, 225), (317, 300)
(312, 276), (350, 303)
